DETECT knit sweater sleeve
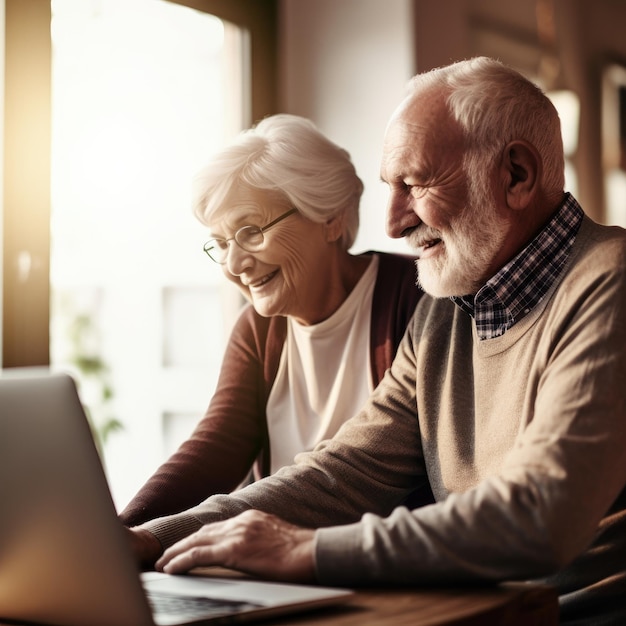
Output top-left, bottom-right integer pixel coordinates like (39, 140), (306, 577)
(140, 319), (428, 549)
(120, 305), (272, 526)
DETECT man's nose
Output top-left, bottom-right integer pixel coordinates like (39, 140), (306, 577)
(386, 194), (421, 239)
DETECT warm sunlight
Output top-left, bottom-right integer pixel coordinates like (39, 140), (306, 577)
(50, 0), (247, 508)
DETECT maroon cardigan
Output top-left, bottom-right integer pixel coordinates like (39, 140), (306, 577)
(120, 252), (424, 526)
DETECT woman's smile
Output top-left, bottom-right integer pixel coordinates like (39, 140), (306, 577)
(248, 269), (279, 290)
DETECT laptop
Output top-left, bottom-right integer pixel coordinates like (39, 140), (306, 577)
(0, 369), (354, 626)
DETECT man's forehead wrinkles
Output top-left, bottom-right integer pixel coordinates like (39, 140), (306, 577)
(385, 140), (413, 161)
(402, 118), (425, 131)
(381, 157), (408, 183)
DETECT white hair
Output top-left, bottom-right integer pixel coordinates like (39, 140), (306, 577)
(192, 114), (363, 249)
(407, 56), (565, 202)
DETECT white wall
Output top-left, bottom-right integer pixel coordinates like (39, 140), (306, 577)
(279, 0), (415, 255)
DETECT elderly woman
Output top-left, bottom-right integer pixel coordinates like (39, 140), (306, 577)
(120, 114), (425, 527)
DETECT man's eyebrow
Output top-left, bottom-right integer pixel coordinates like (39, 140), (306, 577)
(380, 172), (411, 185)
(379, 165), (400, 183)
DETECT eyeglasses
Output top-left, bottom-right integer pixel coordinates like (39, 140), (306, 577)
(203, 208), (298, 264)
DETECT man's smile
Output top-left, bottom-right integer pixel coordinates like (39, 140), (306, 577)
(415, 237), (443, 259)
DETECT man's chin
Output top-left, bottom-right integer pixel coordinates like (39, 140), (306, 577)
(417, 269), (466, 299)
(419, 284), (454, 299)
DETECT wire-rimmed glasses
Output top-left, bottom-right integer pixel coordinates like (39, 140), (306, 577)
(203, 208), (298, 264)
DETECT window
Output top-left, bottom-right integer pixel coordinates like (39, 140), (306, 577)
(3, 0), (277, 510)
(49, 0), (250, 507)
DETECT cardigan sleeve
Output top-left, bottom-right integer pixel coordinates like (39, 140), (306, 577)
(369, 252), (422, 386)
(119, 305), (272, 526)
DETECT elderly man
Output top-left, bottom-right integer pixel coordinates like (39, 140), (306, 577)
(131, 57), (626, 624)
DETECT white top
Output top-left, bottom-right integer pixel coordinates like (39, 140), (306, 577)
(266, 254), (379, 473)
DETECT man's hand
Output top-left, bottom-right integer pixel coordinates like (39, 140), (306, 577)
(155, 510), (316, 583)
(126, 526), (164, 569)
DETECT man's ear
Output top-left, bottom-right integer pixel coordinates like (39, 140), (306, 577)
(324, 215), (343, 243)
(501, 140), (541, 211)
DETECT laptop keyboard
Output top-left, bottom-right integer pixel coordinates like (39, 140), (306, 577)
(146, 591), (263, 619)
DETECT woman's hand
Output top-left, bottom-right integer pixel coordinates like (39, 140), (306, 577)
(126, 526), (164, 570)
(155, 510), (316, 583)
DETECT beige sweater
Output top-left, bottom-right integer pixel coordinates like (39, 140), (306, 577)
(144, 215), (626, 623)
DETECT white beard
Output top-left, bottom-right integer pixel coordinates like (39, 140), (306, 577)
(413, 200), (509, 298)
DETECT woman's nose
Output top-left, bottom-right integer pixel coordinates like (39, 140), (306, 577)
(225, 242), (254, 275)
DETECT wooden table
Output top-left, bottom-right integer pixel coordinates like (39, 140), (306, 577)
(193, 568), (559, 625)
(257, 582), (559, 625)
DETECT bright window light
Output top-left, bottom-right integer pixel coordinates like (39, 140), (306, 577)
(50, 0), (247, 508)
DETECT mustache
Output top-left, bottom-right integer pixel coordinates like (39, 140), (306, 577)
(404, 225), (443, 249)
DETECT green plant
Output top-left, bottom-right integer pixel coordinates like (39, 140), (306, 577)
(54, 296), (124, 458)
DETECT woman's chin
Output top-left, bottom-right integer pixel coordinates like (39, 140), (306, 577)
(251, 298), (282, 319)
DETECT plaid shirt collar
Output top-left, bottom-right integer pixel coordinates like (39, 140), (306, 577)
(452, 193), (583, 340)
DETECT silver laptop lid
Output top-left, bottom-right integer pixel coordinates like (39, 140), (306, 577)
(0, 369), (155, 626)
(0, 369), (354, 626)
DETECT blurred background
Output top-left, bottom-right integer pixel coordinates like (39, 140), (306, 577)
(2, 0), (625, 508)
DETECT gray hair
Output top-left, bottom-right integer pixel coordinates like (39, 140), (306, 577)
(407, 57), (565, 201)
(192, 114), (363, 249)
